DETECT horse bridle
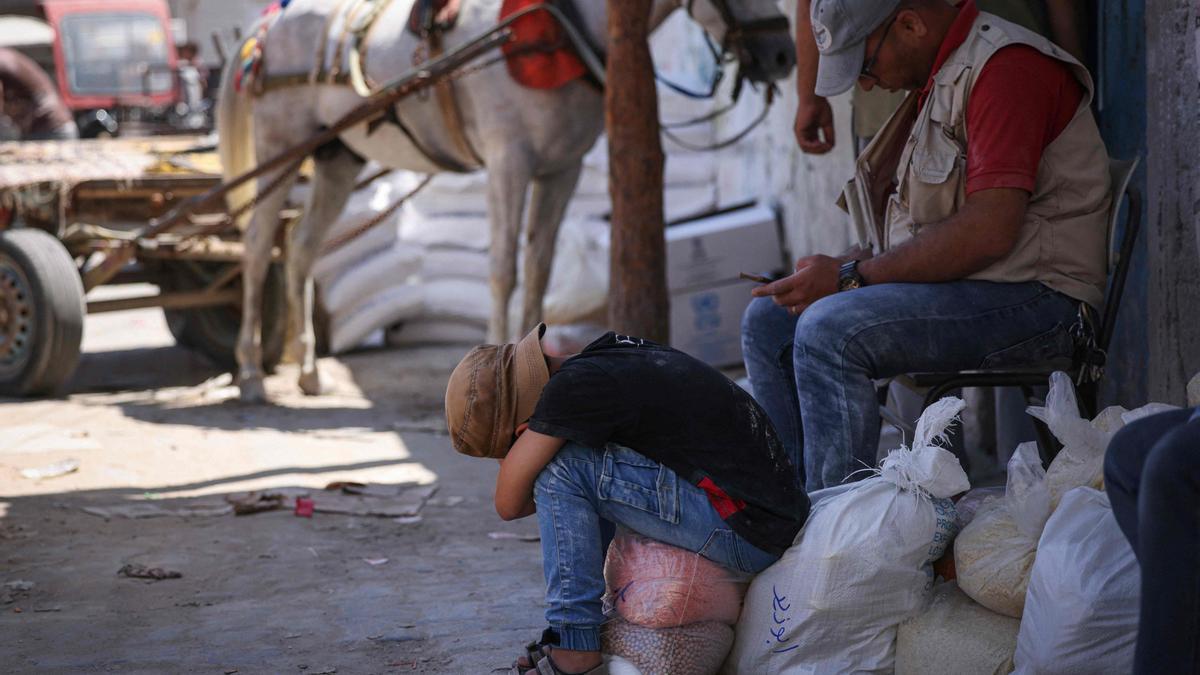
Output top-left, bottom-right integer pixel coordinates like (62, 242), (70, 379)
(683, 0), (792, 50)
(681, 0), (790, 100)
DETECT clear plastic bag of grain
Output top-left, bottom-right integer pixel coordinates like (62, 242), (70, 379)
(602, 528), (750, 628)
(601, 617), (733, 675)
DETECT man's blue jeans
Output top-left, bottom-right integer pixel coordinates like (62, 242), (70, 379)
(1104, 407), (1200, 675)
(741, 280), (1078, 491)
(532, 442), (779, 652)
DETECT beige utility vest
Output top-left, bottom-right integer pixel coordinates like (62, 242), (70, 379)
(864, 13), (1111, 308)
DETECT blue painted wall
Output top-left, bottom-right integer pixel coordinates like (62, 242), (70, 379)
(1095, 0), (1148, 407)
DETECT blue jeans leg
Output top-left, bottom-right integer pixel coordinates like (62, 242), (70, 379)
(743, 280), (1078, 491)
(1104, 408), (1200, 675)
(742, 296), (807, 487)
(532, 443), (779, 651)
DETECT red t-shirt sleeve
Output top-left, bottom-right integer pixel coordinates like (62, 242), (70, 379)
(964, 44), (1085, 195)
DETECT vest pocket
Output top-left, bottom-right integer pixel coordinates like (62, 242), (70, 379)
(908, 126), (965, 226)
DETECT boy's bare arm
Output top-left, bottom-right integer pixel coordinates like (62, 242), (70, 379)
(494, 429), (566, 521)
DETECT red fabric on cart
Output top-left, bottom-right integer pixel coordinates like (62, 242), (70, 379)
(500, 0), (586, 90)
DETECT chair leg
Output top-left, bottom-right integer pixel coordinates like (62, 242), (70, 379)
(1076, 381), (1098, 419)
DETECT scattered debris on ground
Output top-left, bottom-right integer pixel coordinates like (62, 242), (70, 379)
(226, 492), (286, 515)
(19, 459), (81, 480)
(117, 564), (182, 580)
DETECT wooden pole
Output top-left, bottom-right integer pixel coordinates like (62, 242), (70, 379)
(606, 0), (669, 343)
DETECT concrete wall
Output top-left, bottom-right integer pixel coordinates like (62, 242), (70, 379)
(648, 6), (858, 262)
(1145, 0), (1200, 403)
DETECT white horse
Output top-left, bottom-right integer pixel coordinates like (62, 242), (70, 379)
(218, 0), (794, 403)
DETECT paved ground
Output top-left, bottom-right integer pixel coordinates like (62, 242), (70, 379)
(1, 290), (545, 674)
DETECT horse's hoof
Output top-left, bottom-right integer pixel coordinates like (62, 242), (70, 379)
(298, 369), (326, 396)
(239, 378), (268, 404)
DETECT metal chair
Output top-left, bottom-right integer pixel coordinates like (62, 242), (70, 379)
(893, 157), (1142, 465)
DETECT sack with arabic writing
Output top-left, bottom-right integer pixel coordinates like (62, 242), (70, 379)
(722, 398), (968, 675)
(602, 528), (750, 629)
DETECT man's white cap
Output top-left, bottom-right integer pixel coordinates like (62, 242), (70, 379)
(811, 0), (902, 96)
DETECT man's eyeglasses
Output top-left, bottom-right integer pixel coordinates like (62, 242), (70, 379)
(861, 14), (899, 81)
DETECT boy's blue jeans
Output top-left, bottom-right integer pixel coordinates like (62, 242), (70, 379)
(532, 442), (779, 652)
(741, 280), (1078, 491)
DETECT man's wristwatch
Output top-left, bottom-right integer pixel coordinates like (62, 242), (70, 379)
(838, 260), (865, 292)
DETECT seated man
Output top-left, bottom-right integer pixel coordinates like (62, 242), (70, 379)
(743, 0), (1110, 490)
(445, 325), (809, 674)
(1104, 407), (1200, 675)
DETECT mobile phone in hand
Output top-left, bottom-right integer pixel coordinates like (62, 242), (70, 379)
(739, 272), (778, 284)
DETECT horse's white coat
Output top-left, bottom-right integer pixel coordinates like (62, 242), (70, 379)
(218, 0), (790, 402)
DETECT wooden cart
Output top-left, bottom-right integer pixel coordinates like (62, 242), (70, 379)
(0, 137), (289, 396)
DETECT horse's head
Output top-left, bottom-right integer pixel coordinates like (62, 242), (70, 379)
(682, 0), (796, 84)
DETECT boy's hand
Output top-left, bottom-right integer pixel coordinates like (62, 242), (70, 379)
(494, 429), (565, 521)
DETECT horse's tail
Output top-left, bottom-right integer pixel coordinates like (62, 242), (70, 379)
(216, 38), (257, 231)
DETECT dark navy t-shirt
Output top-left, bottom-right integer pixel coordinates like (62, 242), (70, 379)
(528, 332), (809, 555)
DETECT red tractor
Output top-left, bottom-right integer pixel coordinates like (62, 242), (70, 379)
(1, 0), (183, 137)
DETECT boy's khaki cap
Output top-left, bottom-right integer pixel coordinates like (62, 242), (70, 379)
(444, 324), (549, 458)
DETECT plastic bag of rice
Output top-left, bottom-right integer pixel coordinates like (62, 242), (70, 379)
(954, 441), (1049, 618)
(602, 617), (733, 675)
(956, 373), (1134, 617)
(895, 580), (1020, 675)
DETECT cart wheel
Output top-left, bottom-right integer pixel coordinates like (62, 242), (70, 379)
(160, 261), (286, 372)
(0, 229), (85, 397)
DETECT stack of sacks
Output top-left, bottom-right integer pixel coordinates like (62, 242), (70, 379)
(600, 529), (749, 675)
(306, 170), (427, 354)
(895, 581), (1021, 675)
(724, 397), (970, 674)
(953, 372), (1173, 618)
(1014, 487), (1140, 674)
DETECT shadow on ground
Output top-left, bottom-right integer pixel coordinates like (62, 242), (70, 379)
(1, 337), (551, 674)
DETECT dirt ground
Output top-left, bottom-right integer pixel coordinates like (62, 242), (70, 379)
(0, 290), (547, 674)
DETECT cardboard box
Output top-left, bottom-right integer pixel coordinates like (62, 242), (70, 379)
(670, 279), (760, 368)
(664, 203), (785, 367)
(665, 203), (785, 292)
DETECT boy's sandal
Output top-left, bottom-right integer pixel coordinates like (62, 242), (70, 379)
(495, 640), (608, 675)
(521, 651), (608, 675)
(493, 640), (551, 675)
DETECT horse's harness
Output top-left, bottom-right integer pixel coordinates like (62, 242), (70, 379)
(244, 0), (786, 169)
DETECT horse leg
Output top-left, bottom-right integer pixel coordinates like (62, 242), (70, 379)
(484, 152), (533, 343)
(237, 167), (299, 403)
(287, 140), (366, 396)
(520, 164), (583, 333)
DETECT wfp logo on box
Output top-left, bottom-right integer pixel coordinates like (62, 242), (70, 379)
(691, 292), (721, 331)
